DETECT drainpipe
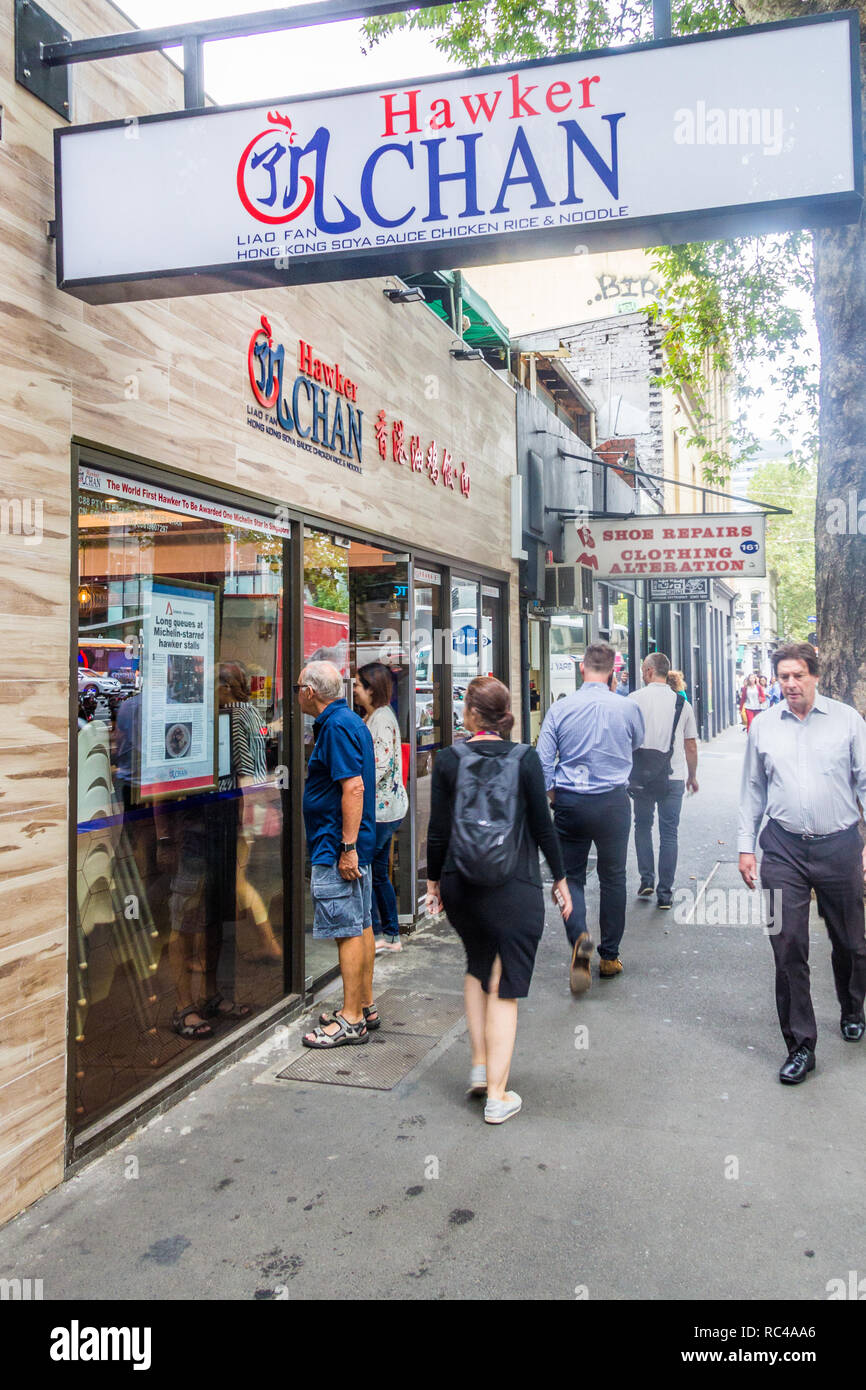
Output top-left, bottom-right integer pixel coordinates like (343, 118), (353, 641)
(520, 598), (531, 744)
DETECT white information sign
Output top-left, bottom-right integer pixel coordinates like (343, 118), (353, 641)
(78, 464), (291, 540)
(566, 512), (767, 578)
(550, 654), (578, 701)
(139, 578), (217, 799)
(55, 15), (861, 303)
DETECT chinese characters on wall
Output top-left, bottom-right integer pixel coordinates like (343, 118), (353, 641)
(375, 409), (471, 498)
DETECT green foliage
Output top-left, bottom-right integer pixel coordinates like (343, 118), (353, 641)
(648, 236), (818, 483)
(363, 0), (743, 65)
(364, 0), (820, 482)
(748, 458), (817, 641)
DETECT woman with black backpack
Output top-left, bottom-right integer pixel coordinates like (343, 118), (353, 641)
(425, 676), (572, 1125)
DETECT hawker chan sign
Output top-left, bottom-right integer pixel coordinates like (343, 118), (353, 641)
(54, 14), (861, 304)
(568, 513), (767, 578)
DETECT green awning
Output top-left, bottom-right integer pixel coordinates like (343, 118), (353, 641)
(402, 270), (511, 352)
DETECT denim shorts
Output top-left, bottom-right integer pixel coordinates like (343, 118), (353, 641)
(311, 863), (372, 939)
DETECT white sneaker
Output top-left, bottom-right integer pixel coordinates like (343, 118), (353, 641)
(466, 1064), (487, 1098)
(484, 1091), (522, 1125)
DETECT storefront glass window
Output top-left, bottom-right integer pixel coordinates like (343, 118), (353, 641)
(75, 477), (287, 1132)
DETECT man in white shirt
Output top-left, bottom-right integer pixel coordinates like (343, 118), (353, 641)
(629, 652), (699, 908)
(738, 642), (866, 1085)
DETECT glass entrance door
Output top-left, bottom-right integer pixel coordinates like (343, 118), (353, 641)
(450, 575), (480, 742)
(413, 565), (444, 904)
(302, 529), (410, 985)
(481, 583), (504, 680)
(349, 543), (411, 927)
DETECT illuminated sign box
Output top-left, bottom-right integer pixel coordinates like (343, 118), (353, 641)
(54, 14), (861, 304)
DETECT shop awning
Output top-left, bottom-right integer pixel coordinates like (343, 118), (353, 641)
(401, 270), (511, 352)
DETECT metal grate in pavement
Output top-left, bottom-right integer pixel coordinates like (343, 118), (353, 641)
(274, 990), (465, 1090)
(371, 988), (464, 1036)
(276, 1031), (438, 1089)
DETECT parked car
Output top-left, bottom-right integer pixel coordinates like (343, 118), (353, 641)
(77, 667), (122, 697)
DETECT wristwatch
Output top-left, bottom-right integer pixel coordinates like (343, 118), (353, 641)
(340, 842), (356, 854)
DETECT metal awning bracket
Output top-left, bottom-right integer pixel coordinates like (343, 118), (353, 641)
(15, 0), (70, 120)
(555, 452), (793, 517)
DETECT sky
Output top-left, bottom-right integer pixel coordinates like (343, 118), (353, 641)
(115, 0), (461, 104)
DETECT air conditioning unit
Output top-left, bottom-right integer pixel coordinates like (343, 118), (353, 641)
(544, 564), (593, 613)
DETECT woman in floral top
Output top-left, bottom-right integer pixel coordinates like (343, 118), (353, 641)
(353, 662), (408, 952)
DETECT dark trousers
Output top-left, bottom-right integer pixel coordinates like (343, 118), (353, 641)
(759, 819), (866, 1051)
(633, 780), (685, 896)
(554, 786), (631, 959)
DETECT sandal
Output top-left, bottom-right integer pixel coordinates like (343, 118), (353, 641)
(171, 1006), (214, 1040)
(302, 1012), (369, 1049)
(200, 993), (253, 1021)
(318, 1003), (380, 1031)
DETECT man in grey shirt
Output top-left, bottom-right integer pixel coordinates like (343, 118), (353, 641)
(538, 642), (644, 989)
(739, 642), (866, 1085)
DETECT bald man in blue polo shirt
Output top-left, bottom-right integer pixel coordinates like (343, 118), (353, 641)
(538, 641), (644, 986)
(298, 660), (378, 1048)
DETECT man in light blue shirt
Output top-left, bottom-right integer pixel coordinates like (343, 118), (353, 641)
(538, 642), (644, 988)
(738, 642), (866, 1085)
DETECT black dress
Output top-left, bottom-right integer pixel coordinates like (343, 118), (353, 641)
(427, 739), (566, 999)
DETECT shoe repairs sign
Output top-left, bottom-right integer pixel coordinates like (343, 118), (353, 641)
(566, 513), (767, 579)
(53, 14), (861, 303)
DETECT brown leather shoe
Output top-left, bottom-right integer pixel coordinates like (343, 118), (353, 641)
(599, 957), (623, 978)
(569, 933), (594, 994)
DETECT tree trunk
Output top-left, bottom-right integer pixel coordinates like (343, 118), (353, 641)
(739, 4), (866, 709)
(813, 41), (866, 710)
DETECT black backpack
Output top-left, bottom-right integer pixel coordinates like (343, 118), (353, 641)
(449, 741), (530, 887)
(628, 692), (686, 796)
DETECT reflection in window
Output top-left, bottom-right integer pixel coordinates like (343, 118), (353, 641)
(481, 584), (502, 680)
(75, 485), (287, 1131)
(451, 578), (479, 741)
(414, 569), (443, 899)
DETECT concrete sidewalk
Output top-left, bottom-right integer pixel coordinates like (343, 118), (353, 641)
(1, 725), (864, 1301)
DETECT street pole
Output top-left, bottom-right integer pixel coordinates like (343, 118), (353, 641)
(653, 0), (671, 41)
(182, 35), (204, 109)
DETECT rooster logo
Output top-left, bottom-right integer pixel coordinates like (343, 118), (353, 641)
(237, 110), (315, 225)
